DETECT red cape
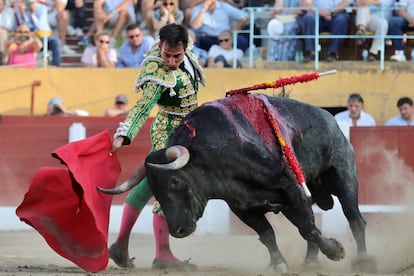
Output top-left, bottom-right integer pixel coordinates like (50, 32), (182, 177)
(16, 129), (121, 272)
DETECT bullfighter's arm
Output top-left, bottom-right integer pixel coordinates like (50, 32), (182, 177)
(114, 82), (164, 145)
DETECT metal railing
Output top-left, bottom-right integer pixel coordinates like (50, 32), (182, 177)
(233, 5), (414, 71)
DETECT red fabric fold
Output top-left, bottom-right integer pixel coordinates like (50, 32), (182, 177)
(16, 129), (121, 272)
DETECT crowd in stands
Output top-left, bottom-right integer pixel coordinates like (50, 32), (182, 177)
(2, 0), (414, 67)
(335, 94), (414, 127)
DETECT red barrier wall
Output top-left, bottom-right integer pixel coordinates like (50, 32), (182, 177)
(350, 126), (414, 205)
(1, 117), (413, 209)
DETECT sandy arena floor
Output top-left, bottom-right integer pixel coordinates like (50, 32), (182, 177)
(1, 209), (414, 276)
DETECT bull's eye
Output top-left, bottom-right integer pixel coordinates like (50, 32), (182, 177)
(168, 176), (184, 190)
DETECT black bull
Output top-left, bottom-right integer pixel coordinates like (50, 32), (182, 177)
(99, 94), (376, 272)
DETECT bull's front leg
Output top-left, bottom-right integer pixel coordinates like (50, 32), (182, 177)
(282, 182), (345, 263)
(229, 207), (288, 273)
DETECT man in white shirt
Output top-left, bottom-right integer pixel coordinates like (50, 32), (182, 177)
(334, 93), (377, 126)
(385, 96), (414, 126)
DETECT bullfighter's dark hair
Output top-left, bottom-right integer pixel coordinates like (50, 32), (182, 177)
(159, 23), (188, 49)
(347, 93), (364, 104)
(397, 96), (413, 107)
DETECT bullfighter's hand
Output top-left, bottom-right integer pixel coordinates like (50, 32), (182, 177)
(110, 136), (124, 156)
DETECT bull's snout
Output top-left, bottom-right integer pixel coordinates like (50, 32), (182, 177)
(170, 225), (196, 238)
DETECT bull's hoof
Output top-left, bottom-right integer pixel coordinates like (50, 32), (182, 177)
(351, 255), (377, 273)
(270, 262), (288, 273)
(321, 238), (345, 261)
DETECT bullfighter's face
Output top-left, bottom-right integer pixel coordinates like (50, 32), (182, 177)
(159, 42), (185, 71)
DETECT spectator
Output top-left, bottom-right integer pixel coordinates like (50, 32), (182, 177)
(14, 0), (62, 66)
(221, 0), (245, 9)
(0, 0), (16, 64)
(152, 0), (184, 37)
(266, 0), (301, 61)
(78, 0), (135, 47)
(65, 0), (85, 37)
(117, 23), (155, 68)
(189, 0), (249, 52)
(103, 93), (130, 117)
(180, 0), (203, 27)
(334, 93), (376, 126)
(46, 97), (89, 116)
(299, 0), (353, 62)
(388, 0), (414, 62)
(5, 23), (42, 67)
(136, 0), (159, 37)
(42, 0), (76, 54)
(206, 29), (243, 68)
(81, 31), (117, 67)
(354, 0), (394, 61)
(385, 96), (414, 126)
(188, 28), (207, 67)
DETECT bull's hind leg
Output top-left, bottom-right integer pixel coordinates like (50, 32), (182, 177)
(230, 208), (289, 273)
(330, 166), (377, 272)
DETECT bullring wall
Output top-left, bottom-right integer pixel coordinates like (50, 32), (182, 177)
(1, 116), (413, 235)
(0, 66), (412, 125)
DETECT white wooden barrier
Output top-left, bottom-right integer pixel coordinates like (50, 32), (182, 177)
(2, 199), (410, 235)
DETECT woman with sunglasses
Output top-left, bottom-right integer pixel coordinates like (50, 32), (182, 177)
(5, 24), (43, 68)
(152, 0), (184, 37)
(81, 31), (117, 67)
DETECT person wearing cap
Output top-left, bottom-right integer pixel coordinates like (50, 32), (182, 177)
(334, 93), (376, 127)
(103, 94), (130, 117)
(266, 0), (301, 61)
(46, 97), (89, 116)
(109, 23), (205, 270)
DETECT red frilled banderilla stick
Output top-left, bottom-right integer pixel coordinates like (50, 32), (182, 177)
(225, 70), (337, 97)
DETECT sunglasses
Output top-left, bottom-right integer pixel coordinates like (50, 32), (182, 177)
(128, 34), (141, 39)
(219, 38), (230, 43)
(100, 39), (110, 44)
(163, 2), (174, 6)
(17, 31), (30, 34)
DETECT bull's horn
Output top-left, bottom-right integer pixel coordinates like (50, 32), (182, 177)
(97, 162), (146, 194)
(148, 145), (190, 170)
